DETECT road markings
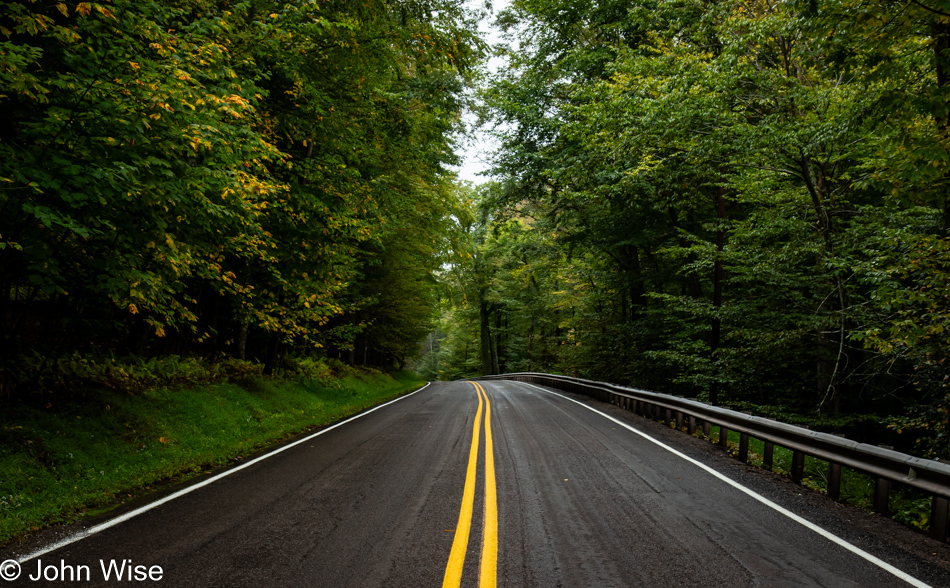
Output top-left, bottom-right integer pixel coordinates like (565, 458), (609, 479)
(442, 382), (498, 588)
(516, 381), (933, 588)
(474, 382), (498, 588)
(13, 383), (433, 565)
(442, 385), (483, 588)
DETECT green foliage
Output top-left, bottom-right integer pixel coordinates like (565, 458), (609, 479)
(13, 353), (263, 395)
(419, 0), (950, 455)
(0, 0), (484, 384)
(887, 392), (950, 460)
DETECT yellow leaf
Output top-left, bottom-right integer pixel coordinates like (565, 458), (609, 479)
(56, 3), (69, 17)
(94, 5), (116, 19)
(76, 2), (91, 16)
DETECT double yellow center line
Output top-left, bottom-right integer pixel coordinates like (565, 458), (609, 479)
(442, 381), (498, 588)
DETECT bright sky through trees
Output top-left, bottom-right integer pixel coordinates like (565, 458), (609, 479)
(452, 0), (508, 183)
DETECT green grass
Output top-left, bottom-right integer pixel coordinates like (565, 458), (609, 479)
(0, 369), (426, 546)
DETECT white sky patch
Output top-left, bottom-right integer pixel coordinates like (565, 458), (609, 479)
(449, 0), (510, 184)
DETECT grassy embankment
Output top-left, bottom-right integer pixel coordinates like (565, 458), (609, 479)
(0, 364), (425, 547)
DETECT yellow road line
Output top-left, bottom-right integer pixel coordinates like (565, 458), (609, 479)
(442, 385), (483, 588)
(474, 382), (498, 588)
(442, 382), (500, 588)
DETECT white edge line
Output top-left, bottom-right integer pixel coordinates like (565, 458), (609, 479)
(512, 381), (932, 588)
(15, 382), (432, 564)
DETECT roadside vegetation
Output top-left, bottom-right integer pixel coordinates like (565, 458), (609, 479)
(417, 0), (950, 468)
(1, 0), (464, 545)
(705, 426), (934, 533)
(5, 0), (950, 552)
(1, 0), (482, 385)
(0, 357), (425, 547)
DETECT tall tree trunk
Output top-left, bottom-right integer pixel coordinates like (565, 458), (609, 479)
(934, 20), (950, 233)
(236, 322), (249, 360)
(710, 183), (727, 406)
(263, 330), (281, 375)
(480, 300), (493, 375)
(668, 207), (703, 298)
(800, 156), (851, 412)
(492, 308), (502, 375)
(628, 245), (646, 316)
(527, 311), (536, 365)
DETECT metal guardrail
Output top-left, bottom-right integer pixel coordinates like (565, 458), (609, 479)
(476, 372), (950, 542)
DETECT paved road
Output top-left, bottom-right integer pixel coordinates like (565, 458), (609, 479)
(4, 380), (950, 587)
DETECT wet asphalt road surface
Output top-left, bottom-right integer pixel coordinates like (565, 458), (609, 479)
(4, 379), (950, 587)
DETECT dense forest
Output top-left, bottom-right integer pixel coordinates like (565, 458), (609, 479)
(6, 0), (950, 459)
(416, 0), (950, 459)
(0, 0), (482, 385)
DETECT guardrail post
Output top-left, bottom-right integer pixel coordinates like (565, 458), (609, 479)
(665, 408), (672, 425)
(874, 477), (891, 516)
(931, 496), (949, 542)
(827, 434), (844, 501)
(827, 462), (842, 500)
(703, 421), (711, 438)
(676, 411), (684, 431)
(763, 442), (774, 470)
(873, 445), (893, 516)
(687, 415), (696, 435)
(719, 426), (729, 448)
(738, 433), (749, 463)
(791, 450), (805, 484)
